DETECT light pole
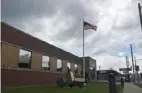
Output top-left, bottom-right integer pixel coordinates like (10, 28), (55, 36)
(125, 56), (130, 82)
(138, 3), (142, 30)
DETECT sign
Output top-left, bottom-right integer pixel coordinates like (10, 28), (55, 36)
(135, 66), (139, 71)
(119, 68), (131, 71)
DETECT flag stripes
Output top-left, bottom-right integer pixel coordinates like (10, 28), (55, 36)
(84, 21), (97, 31)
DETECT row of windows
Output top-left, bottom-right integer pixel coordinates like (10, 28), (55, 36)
(19, 49), (78, 73)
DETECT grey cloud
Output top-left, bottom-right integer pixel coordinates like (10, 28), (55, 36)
(92, 49), (107, 55)
(138, 41), (142, 48)
(2, 0), (142, 71)
(51, 1), (99, 42)
(53, 19), (81, 42)
(2, 0), (99, 42)
(2, 0), (61, 21)
(112, 3), (140, 31)
(136, 39), (142, 54)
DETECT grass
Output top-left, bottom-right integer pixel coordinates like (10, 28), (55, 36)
(3, 83), (122, 93)
(118, 87), (124, 93)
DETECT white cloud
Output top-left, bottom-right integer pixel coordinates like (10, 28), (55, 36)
(118, 52), (125, 57)
(93, 55), (126, 71)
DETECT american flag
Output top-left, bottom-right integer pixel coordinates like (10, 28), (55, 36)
(84, 21), (97, 31)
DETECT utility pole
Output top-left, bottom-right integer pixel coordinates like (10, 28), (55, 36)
(130, 44), (135, 83)
(134, 57), (140, 83)
(125, 56), (130, 82)
(138, 3), (142, 30)
(134, 56), (137, 83)
(125, 56), (129, 71)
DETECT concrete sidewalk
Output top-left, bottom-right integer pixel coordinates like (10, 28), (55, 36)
(123, 83), (142, 93)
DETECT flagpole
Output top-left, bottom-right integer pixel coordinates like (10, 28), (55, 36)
(83, 18), (85, 79)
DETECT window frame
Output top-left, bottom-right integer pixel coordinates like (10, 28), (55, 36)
(57, 59), (63, 72)
(42, 55), (50, 71)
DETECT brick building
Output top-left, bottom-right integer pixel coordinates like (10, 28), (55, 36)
(1, 22), (83, 87)
(1, 22), (97, 87)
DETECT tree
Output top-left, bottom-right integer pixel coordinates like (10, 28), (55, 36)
(19, 54), (30, 63)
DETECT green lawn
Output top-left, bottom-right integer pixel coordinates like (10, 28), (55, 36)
(118, 87), (124, 93)
(3, 83), (122, 93)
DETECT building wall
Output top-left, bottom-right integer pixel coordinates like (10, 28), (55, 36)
(1, 69), (64, 87)
(50, 57), (57, 72)
(81, 57), (97, 81)
(1, 42), (83, 87)
(1, 42), (69, 72)
(62, 60), (67, 73)
(1, 42), (62, 87)
(1, 42), (83, 74)
(77, 64), (81, 75)
(89, 57), (97, 81)
(1, 42), (19, 68)
(31, 51), (42, 71)
(97, 75), (108, 80)
(85, 58), (90, 73)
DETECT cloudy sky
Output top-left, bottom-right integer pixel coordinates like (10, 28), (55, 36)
(1, 0), (142, 72)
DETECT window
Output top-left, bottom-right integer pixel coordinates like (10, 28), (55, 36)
(67, 62), (71, 69)
(19, 49), (31, 68)
(42, 55), (50, 71)
(57, 59), (62, 72)
(90, 60), (95, 68)
(75, 64), (78, 74)
(89, 67), (93, 70)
